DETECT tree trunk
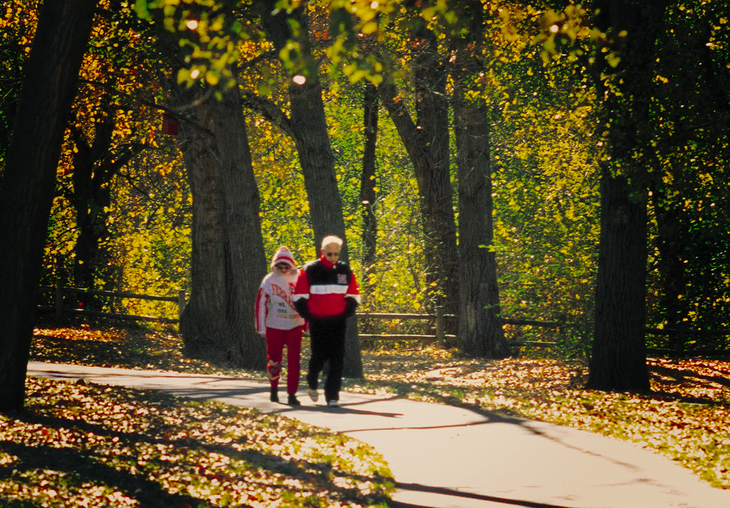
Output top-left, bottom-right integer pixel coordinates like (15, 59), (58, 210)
(69, 114), (115, 307)
(451, 14), (510, 357)
(415, 37), (460, 318)
(177, 80), (267, 369)
(587, 168), (650, 390)
(261, 1), (363, 378)
(378, 23), (459, 318)
(413, 24), (459, 318)
(360, 81), (378, 296)
(586, 0), (669, 391)
(0, 0), (97, 412)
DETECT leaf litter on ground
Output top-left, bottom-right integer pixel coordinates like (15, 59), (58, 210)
(352, 348), (730, 489)
(3, 325), (395, 507)
(22, 324), (730, 506)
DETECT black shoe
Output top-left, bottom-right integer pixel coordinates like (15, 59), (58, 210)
(270, 388), (279, 403)
(287, 394), (301, 406)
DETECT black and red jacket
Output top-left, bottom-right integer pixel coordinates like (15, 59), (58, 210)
(292, 256), (360, 320)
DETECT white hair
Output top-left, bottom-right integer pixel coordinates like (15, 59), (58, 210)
(321, 235), (343, 249)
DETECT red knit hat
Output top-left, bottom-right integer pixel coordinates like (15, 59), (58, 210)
(270, 246), (296, 269)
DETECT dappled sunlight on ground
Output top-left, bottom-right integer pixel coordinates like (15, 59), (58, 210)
(31, 325), (730, 489)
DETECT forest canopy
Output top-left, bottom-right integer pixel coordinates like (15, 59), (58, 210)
(2, 0), (726, 331)
(0, 0), (728, 405)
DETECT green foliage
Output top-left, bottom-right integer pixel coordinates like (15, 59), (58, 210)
(9, 0), (724, 357)
(324, 80), (433, 314)
(0, 1), (36, 165)
(249, 113), (315, 263)
(109, 147), (192, 317)
(642, 0), (730, 333)
(482, 8), (601, 342)
(135, 0), (254, 88)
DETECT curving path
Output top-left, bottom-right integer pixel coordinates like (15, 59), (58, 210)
(27, 361), (730, 508)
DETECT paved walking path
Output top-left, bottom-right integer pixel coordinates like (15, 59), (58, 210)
(27, 361), (730, 508)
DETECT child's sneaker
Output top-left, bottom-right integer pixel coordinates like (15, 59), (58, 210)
(327, 399), (339, 407)
(308, 388), (319, 402)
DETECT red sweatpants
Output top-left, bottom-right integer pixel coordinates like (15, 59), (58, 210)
(265, 326), (303, 394)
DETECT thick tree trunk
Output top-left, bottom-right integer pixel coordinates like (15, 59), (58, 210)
(379, 82), (459, 314)
(412, 28), (456, 285)
(586, 0), (669, 391)
(453, 98), (509, 358)
(0, 0), (97, 412)
(178, 81), (267, 369)
(587, 168), (650, 390)
(413, 26), (459, 317)
(449, 0), (509, 358)
(261, 1), (363, 378)
(288, 80), (349, 254)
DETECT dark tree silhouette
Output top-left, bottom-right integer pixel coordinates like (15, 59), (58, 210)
(0, 0), (98, 411)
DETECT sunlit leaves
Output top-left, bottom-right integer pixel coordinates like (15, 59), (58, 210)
(136, 0), (247, 88)
(248, 114), (314, 264)
(30, 325), (730, 491)
(488, 18), (601, 342)
(0, 1), (38, 162)
(533, 5), (602, 65)
(0, 377), (392, 507)
(294, 0), (386, 84)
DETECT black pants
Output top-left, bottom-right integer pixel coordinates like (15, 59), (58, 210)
(306, 317), (346, 402)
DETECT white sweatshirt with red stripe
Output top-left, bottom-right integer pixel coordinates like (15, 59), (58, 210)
(255, 247), (305, 334)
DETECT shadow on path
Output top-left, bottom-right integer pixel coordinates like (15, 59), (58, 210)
(391, 482), (572, 508)
(27, 361), (730, 508)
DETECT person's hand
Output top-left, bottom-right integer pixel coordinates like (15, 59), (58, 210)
(294, 300), (313, 321)
(344, 299), (358, 318)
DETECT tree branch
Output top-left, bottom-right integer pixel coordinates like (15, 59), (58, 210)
(240, 90), (297, 140)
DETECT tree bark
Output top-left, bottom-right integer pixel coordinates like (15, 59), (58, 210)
(360, 81), (378, 295)
(261, 0), (363, 378)
(0, 0), (98, 412)
(453, 103), (509, 357)
(378, 22), (459, 318)
(586, 0), (669, 391)
(177, 80), (267, 369)
(587, 168), (650, 390)
(69, 113), (115, 305)
(451, 7), (510, 357)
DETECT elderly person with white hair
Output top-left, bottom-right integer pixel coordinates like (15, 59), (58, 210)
(293, 236), (360, 407)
